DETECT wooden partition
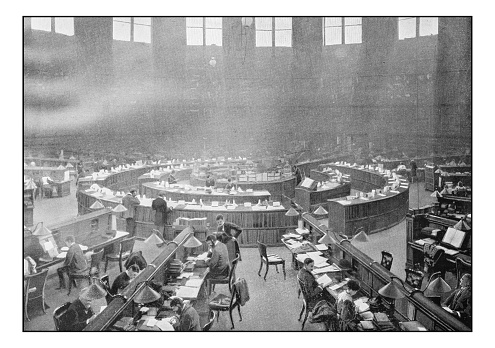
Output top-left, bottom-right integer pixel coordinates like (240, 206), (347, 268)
(302, 214), (470, 332)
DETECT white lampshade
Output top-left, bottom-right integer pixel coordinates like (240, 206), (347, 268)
(285, 207), (299, 217)
(183, 235), (202, 248)
(144, 232), (164, 245)
(32, 223), (52, 236)
(352, 230), (370, 243)
(318, 233), (336, 245)
(112, 204), (128, 213)
(90, 200), (105, 210)
(313, 206), (328, 215)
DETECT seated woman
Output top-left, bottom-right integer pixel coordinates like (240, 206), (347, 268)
(336, 279), (361, 331)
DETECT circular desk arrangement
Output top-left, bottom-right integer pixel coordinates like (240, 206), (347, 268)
(317, 162), (410, 236)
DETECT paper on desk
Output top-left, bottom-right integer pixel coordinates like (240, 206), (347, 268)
(156, 319), (174, 331)
(296, 254), (310, 263)
(185, 278), (203, 288)
(146, 318), (158, 327)
(175, 286), (200, 299)
(354, 299), (370, 313)
(315, 244), (328, 251)
(56, 252), (67, 259)
(306, 251), (323, 258)
(329, 280), (348, 291)
(195, 252), (209, 261)
(177, 272), (193, 279)
(288, 241), (303, 249)
(313, 264), (341, 275)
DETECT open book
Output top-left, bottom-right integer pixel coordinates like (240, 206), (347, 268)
(316, 274), (333, 288)
(442, 227), (466, 249)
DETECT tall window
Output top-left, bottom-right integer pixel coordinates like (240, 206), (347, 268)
(113, 17), (151, 43)
(323, 17), (362, 45)
(186, 17), (222, 46)
(255, 17), (292, 47)
(398, 17), (438, 40)
(30, 17), (74, 36)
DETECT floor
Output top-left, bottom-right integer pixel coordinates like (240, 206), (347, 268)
(24, 179), (437, 331)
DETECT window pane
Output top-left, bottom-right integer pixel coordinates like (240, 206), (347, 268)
(345, 25), (362, 44)
(113, 21), (131, 41)
(275, 17), (292, 30)
(420, 17), (438, 36)
(256, 30), (272, 47)
(345, 17), (361, 25)
(399, 17), (416, 40)
(187, 27), (203, 45)
(275, 30), (291, 47)
(325, 27), (342, 45)
(55, 17), (74, 36)
(186, 17), (203, 28)
(114, 17), (131, 23)
(206, 28), (222, 46)
(31, 17), (51, 32)
(206, 17), (222, 29)
(256, 17), (272, 30)
(134, 24), (151, 43)
(325, 17), (342, 27)
(134, 17), (151, 25)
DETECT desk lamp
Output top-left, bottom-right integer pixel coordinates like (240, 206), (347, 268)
(424, 271), (451, 297)
(339, 229), (370, 243)
(89, 200), (105, 210)
(453, 218), (471, 232)
(378, 276), (405, 316)
(110, 204), (127, 235)
(313, 206), (328, 216)
(32, 222), (52, 237)
(80, 280), (107, 300)
(134, 283), (161, 305)
(144, 230), (165, 247)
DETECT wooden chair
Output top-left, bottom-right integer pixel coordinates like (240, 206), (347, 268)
(423, 243), (447, 278)
(296, 275), (312, 330)
(256, 241), (286, 281)
(68, 249), (105, 295)
(380, 251), (393, 271)
(207, 254), (240, 296)
(105, 237), (136, 273)
(24, 268), (49, 321)
(53, 301), (71, 331)
(405, 268), (425, 290)
(208, 279), (244, 330)
(202, 311), (216, 331)
(455, 258), (472, 288)
(98, 274), (116, 304)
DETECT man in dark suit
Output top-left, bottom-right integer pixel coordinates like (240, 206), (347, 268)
(59, 287), (97, 331)
(110, 264), (140, 295)
(122, 189), (140, 237)
(205, 174), (215, 188)
(205, 234), (230, 279)
(443, 273), (472, 327)
(56, 235), (87, 290)
(216, 214), (242, 238)
(297, 258), (332, 307)
(170, 297), (201, 331)
(167, 170), (178, 184)
(152, 192), (172, 239)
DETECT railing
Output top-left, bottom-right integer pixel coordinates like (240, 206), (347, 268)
(301, 213), (470, 332)
(83, 227), (195, 331)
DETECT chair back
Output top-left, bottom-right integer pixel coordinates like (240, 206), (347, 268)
(405, 268), (425, 289)
(53, 301), (71, 331)
(202, 311), (216, 331)
(423, 243), (446, 274)
(296, 276), (309, 305)
(228, 254), (240, 288)
(455, 258), (472, 288)
(380, 251), (393, 271)
(120, 237), (136, 258)
(24, 268), (48, 301)
(256, 241), (268, 261)
(90, 249), (105, 276)
(98, 274), (115, 304)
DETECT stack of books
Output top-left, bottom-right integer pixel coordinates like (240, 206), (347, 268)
(373, 312), (396, 331)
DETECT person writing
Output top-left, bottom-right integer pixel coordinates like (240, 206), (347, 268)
(205, 234), (230, 280)
(122, 189), (140, 237)
(169, 297), (201, 331)
(225, 178), (235, 191)
(59, 287), (98, 331)
(56, 235), (87, 290)
(168, 170), (178, 184)
(110, 264), (140, 296)
(297, 258), (332, 305)
(443, 273), (472, 327)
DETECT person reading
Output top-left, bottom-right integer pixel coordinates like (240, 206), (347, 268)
(56, 235), (87, 290)
(169, 297), (201, 331)
(205, 234), (230, 280)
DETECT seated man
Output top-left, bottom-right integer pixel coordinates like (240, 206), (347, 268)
(453, 181), (467, 197)
(205, 234), (230, 279)
(59, 287), (98, 331)
(397, 162), (407, 174)
(56, 235), (88, 290)
(443, 273), (472, 327)
(110, 264), (140, 296)
(170, 297), (201, 331)
(167, 170), (178, 184)
(205, 174), (216, 188)
(224, 178), (235, 191)
(297, 258), (332, 306)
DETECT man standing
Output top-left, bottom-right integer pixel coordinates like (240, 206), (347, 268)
(152, 192), (172, 240)
(122, 189), (140, 237)
(170, 297), (201, 331)
(110, 264), (140, 296)
(205, 234), (230, 279)
(56, 235), (87, 290)
(216, 214), (242, 238)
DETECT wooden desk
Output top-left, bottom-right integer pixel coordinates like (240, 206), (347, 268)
(52, 180), (71, 197)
